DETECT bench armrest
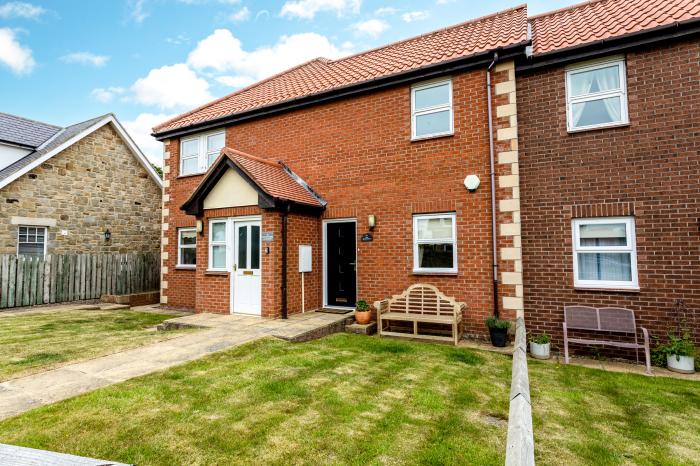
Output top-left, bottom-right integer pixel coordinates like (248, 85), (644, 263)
(374, 299), (389, 315)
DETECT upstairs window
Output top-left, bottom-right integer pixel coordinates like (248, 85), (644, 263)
(180, 131), (225, 176)
(413, 213), (457, 273)
(566, 58), (628, 132)
(572, 217), (638, 289)
(411, 79), (453, 140)
(18, 226), (46, 258)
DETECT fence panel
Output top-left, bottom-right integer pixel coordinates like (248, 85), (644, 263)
(0, 252), (160, 310)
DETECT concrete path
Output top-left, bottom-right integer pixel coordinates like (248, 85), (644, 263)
(0, 311), (351, 421)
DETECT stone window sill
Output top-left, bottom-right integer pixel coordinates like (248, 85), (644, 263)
(574, 287), (640, 293)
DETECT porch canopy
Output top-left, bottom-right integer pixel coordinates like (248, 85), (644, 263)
(181, 147), (326, 216)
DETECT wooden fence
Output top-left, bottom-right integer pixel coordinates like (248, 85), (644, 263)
(0, 253), (160, 309)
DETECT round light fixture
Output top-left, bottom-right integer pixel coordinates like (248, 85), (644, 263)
(464, 175), (480, 192)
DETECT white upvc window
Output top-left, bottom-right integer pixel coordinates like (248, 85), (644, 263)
(411, 78), (453, 140)
(572, 217), (638, 290)
(177, 228), (197, 268)
(208, 220), (228, 271)
(566, 57), (628, 132)
(17, 226), (47, 258)
(413, 213), (458, 273)
(180, 131), (225, 176)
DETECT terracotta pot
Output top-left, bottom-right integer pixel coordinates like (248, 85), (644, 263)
(355, 310), (371, 325)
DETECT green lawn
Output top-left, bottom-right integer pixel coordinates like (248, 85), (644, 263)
(0, 334), (697, 465)
(0, 309), (189, 381)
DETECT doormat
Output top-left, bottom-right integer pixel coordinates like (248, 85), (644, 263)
(318, 308), (354, 315)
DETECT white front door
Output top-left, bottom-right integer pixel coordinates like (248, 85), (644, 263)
(230, 220), (262, 315)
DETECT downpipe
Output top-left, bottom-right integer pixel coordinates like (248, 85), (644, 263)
(486, 51), (500, 318)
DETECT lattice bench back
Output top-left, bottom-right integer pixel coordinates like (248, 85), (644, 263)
(388, 284), (459, 316)
(564, 306), (637, 334)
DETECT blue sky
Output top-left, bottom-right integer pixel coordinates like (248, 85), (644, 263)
(0, 0), (580, 165)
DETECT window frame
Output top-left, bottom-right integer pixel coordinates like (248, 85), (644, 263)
(177, 227), (197, 268)
(179, 130), (225, 176)
(571, 217), (638, 290)
(565, 57), (629, 133)
(411, 78), (454, 141)
(17, 225), (47, 258)
(412, 212), (458, 274)
(208, 219), (228, 272)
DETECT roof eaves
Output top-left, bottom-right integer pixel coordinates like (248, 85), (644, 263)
(153, 40), (528, 140)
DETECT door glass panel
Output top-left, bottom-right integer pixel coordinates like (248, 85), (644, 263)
(238, 226), (248, 269)
(251, 225), (260, 270)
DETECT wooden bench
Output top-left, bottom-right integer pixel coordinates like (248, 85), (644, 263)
(563, 306), (651, 374)
(374, 284), (465, 345)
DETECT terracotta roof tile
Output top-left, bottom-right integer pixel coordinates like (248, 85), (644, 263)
(222, 148), (323, 207)
(154, 6), (527, 134)
(530, 0), (700, 55)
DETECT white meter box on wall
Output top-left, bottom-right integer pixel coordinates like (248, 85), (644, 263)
(299, 245), (312, 273)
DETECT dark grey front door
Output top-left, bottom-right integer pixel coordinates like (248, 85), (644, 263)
(326, 222), (356, 307)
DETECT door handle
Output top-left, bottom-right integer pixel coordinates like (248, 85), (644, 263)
(233, 264), (237, 271)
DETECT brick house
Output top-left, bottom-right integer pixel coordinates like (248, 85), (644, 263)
(0, 113), (163, 256)
(153, 6), (528, 335)
(516, 0), (700, 351)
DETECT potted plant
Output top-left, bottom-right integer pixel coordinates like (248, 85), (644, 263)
(485, 316), (511, 347)
(655, 333), (696, 374)
(529, 333), (551, 359)
(355, 300), (371, 325)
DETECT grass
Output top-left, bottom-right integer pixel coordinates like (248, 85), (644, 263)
(0, 308), (190, 381)
(0, 334), (697, 465)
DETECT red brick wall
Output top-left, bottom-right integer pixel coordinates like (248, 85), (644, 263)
(517, 39), (700, 354)
(162, 67), (514, 335)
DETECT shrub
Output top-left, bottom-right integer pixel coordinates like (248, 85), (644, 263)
(485, 316), (511, 330)
(529, 333), (550, 345)
(356, 300), (369, 312)
(653, 332), (696, 364)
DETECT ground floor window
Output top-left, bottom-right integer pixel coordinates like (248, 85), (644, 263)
(572, 217), (638, 289)
(413, 213), (457, 273)
(177, 228), (197, 267)
(17, 226), (47, 258)
(209, 220), (228, 271)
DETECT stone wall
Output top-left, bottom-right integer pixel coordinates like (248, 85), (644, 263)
(0, 123), (162, 255)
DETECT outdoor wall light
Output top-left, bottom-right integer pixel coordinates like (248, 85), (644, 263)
(104, 229), (111, 241)
(368, 215), (376, 230)
(196, 219), (204, 235)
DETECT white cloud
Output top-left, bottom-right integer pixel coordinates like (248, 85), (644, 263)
(436, 0), (454, 4)
(350, 19), (388, 38)
(229, 6), (250, 22)
(280, 0), (361, 20)
(166, 34), (190, 45)
(128, 0), (148, 23)
(0, 28), (35, 75)
(60, 52), (110, 67)
(401, 11), (429, 22)
(216, 75), (255, 88)
(130, 63), (213, 109)
(187, 29), (345, 81)
(374, 6), (398, 16)
(255, 9), (270, 20)
(90, 86), (126, 103)
(122, 112), (177, 165)
(0, 1), (45, 19)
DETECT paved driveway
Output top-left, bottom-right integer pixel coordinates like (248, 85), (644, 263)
(0, 311), (350, 420)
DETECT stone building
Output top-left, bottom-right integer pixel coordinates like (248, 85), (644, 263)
(0, 113), (163, 256)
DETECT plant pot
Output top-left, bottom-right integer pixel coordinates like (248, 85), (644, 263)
(667, 354), (695, 374)
(530, 342), (551, 360)
(355, 310), (371, 325)
(488, 327), (509, 347)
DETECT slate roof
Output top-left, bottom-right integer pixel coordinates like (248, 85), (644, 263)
(530, 0), (700, 55)
(0, 114), (113, 186)
(154, 5), (528, 134)
(223, 148), (324, 207)
(0, 113), (61, 148)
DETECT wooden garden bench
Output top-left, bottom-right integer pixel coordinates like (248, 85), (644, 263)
(563, 305), (651, 374)
(374, 284), (465, 345)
